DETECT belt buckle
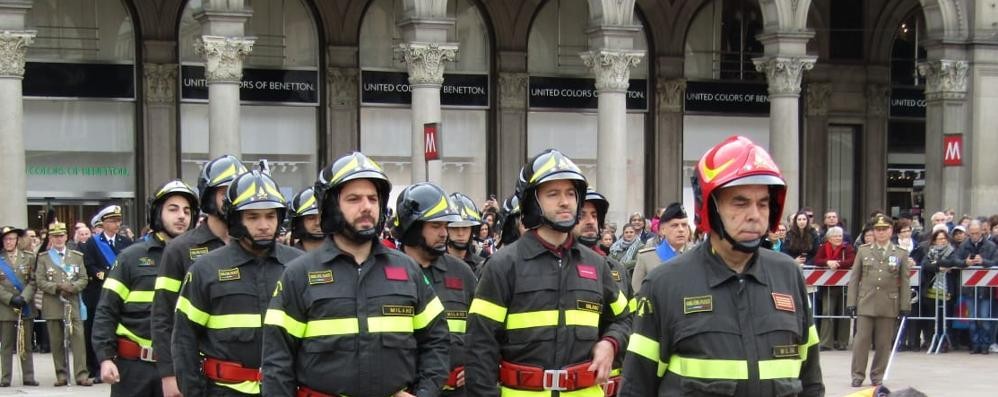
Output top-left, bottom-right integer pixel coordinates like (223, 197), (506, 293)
(139, 346), (156, 362)
(602, 378), (619, 396)
(542, 369), (568, 391)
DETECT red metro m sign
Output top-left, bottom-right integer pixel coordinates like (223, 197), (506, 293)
(943, 134), (962, 167)
(424, 123), (440, 161)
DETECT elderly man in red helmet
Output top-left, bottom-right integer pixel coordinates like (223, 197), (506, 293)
(621, 136), (824, 396)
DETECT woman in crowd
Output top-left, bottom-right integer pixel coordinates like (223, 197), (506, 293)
(610, 224), (643, 270)
(918, 229), (963, 352)
(894, 218), (917, 254)
(813, 226), (855, 351)
(783, 211), (820, 266)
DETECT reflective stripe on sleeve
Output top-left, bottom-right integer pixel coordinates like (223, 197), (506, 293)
(103, 278), (130, 301)
(627, 333), (667, 376)
(413, 297), (444, 330)
(801, 324), (819, 358)
(175, 296), (209, 326)
(154, 276), (182, 293)
(125, 290), (154, 304)
(468, 298), (507, 323)
(205, 314), (261, 329)
(216, 380), (260, 395)
(609, 291), (628, 316)
(263, 309), (307, 338)
(628, 297), (638, 313)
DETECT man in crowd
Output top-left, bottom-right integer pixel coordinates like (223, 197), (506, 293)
(287, 187), (325, 252)
(82, 205), (133, 382)
(35, 222), (90, 386)
(820, 210), (853, 244)
(0, 226), (37, 387)
(955, 219), (996, 354)
(631, 203), (689, 293)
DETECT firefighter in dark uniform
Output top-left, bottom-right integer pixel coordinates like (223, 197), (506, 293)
(172, 170), (302, 396)
(288, 187), (325, 252)
(446, 192), (485, 275)
(152, 154), (246, 397)
(621, 136), (824, 397)
(83, 204), (133, 382)
(494, 193), (523, 249)
(395, 183), (478, 396)
(92, 180), (199, 396)
(262, 152), (450, 397)
(0, 226), (38, 387)
(571, 187), (631, 397)
(466, 149), (631, 397)
(35, 222), (90, 386)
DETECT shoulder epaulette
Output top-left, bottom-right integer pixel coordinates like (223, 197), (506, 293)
(68, 249), (84, 256)
(638, 247), (656, 254)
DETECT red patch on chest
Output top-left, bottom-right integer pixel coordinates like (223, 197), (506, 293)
(384, 266), (408, 281)
(576, 265), (598, 280)
(444, 276), (463, 290)
(771, 292), (796, 313)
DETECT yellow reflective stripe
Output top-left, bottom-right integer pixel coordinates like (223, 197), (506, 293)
(468, 298), (507, 323)
(628, 297), (638, 313)
(125, 290), (154, 303)
(667, 356), (748, 380)
(564, 310), (599, 327)
(447, 319), (467, 333)
(175, 296), (210, 326)
(529, 156), (557, 183)
(499, 385), (604, 396)
(610, 368), (622, 377)
(263, 182), (284, 201)
(758, 359), (803, 380)
(115, 324), (152, 348)
(206, 314), (261, 329)
(210, 163), (241, 185)
(215, 380), (260, 395)
(801, 324), (819, 358)
(368, 316), (414, 333)
(231, 181), (258, 206)
(103, 278), (130, 301)
(155, 276), (181, 293)
(331, 157), (359, 183)
(506, 310), (558, 330)
(627, 333), (667, 376)
(304, 318), (360, 338)
(263, 309), (307, 338)
(423, 196), (450, 218)
(413, 297), (444, 330)
(610, 291), (628, 316)
(298, 195), (317, 214)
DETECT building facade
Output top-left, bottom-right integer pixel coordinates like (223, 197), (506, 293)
(0, 0), (995, 234)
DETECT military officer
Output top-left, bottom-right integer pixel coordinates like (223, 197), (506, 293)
(847, 215), (911, 388)
(92, 180), (199, 396)
(0, 226), (38, 387)
(631, 203), (689, 293)
(35, 222), (90, 386)
(446, 192), (485, 275)
(83, 204), (133, 381)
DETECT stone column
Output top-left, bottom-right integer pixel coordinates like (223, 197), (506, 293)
(196, 35), (253, 158)
(143, 63), (179, 188)
(754, 55), (816, 214)
(496, 71), (528, 198)
(654, 77), (686, 207)
(0, 0), (34, 227)
(803, 82), (830, 213)
(918, 60), (968, 214)
(862, 83), (889, 217)
(397, 42), (457, 183)
(581, 49), (643, 225)
(327, 46), (360, 161)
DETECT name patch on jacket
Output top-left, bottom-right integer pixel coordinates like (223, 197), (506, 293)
(383, 305), (414, 316)
(138, 257), (155, 267)
(610, 270), (621, 282)
(577, 300), (602, 314)
(683, 295), (713, 314)
(576, 265), (598, 280)
(189, 247), (209, 260)
(384, 266), (408, 281)
(771, 292), (796, 312)
(773, 344), (800, 358)
(444, 276), (463, 290)
(308, 270), (334, 285)
(446, 310), (468, 319)
(218, 268), (240, 282)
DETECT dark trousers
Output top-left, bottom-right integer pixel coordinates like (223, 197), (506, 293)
(111, 359), (162, 397)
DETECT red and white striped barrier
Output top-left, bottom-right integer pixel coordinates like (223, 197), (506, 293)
(802, 267), (921, 287)
(961, 268), (998, 287)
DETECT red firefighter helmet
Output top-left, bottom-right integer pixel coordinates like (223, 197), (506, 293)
(692, 136), (786, 236)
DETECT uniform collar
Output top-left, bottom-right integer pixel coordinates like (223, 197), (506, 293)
(225, 238), (284, 265)
(315, 237), (388, 265)
(702, 239), (768, 288)
(190, 222), (223, 245)
(523, 230), (575, 259)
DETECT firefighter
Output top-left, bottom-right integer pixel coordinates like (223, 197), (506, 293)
(172, 171), (302, 396)
(494, 194), (523, 249)
(0, 226), (38, 387)
(466, 149), (631, 397)
(262, 152), (450, 397)
(395, 183), (478, 396)
(288, 187), (325, 252)
(92, 180), (198, 396)
(620, 136), (824, 396)
(446, 192), (485, 275)
(151, 154), (246, 397)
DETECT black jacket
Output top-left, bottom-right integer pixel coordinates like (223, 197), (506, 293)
(82, 233), (132, 308)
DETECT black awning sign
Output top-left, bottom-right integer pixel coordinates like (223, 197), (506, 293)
(360, 70), (489, 108)
(890, 87), (926, 118)
(23, 62), (135, 99)
(181, 65), (318, 104)
(527, 76), (647, 111)
(684, 81), (770, 114)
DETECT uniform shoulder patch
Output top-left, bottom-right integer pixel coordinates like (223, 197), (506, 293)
(638, 247), (655, 253)
(683, 295), (713, 314)
(138, 257), (155, 267)
(771, 292), (796, 312)
(218, 268), (240, 282)
(189, 246), (210, 260)
(308, 270), (334, 285)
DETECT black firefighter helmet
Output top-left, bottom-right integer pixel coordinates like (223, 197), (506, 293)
(148, 179), (199, 237)
(518, 149), (588, 233)
(393, 182), (462, 256)
(314, 152), (391, 243)
(197, 155), (248, 216)
(222, 170), (288, 249)
(288, 187), (323, 241)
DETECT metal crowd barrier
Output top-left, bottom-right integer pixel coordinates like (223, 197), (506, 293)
(803, 265), (998, 355)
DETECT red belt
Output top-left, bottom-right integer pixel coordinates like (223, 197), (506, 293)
(297, 386), (337, 397)
(202, 357), (261, 383)
(499, 360), (597, 391)
(443, 366), (464, 389)
(116, 338), (156, 362)
(603, 375), (622, 397)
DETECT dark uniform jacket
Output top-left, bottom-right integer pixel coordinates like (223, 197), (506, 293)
(419, 253), (477, 393)
(0, 250), (36, 321)
(621, 240), (823, 397)
(261, 239), (450, 397)
(459, 250), (485, 277)
(92, 233), (166, 362)
(151, 223), (224, 377)
(466, 231), (632, 397)
(83, 233), (132, 310)
(847, 243), (911, 318)
(35, 249), (88, 320)
(173, 241), (302, 396)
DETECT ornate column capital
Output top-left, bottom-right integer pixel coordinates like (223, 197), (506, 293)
(498, 72), (528, 110)
(805, 82), (831, 116)
(195, 35), (254, 83)
(0, 30), (35, 78)
(580, 49), (644, 92)
(328, 67), (359, 108)
(866, 84), (889, 117)
(917, 59), (968, 101)
(396, 42), (458, 86)
(656, 78), (686, 113)
(753, 56), (816, 97)
(144, 63), (177, 104)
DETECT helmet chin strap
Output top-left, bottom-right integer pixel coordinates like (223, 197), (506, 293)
(423, 242), (447, 258)
(250, 237), (276, 250)
(542, 214), (578, 233)
(717, 222), (762, 253)
(447, 240), (469, 251)
(343, 222), (378, 243)
(577, 235), (598, 248)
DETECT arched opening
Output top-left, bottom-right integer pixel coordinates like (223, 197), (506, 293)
(177, 0), (321, 198)
(357, 0), (492, 202)
(525, 0), (650, 217)
(22, 0), (138, 229)
(887, 9), (927, 215)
